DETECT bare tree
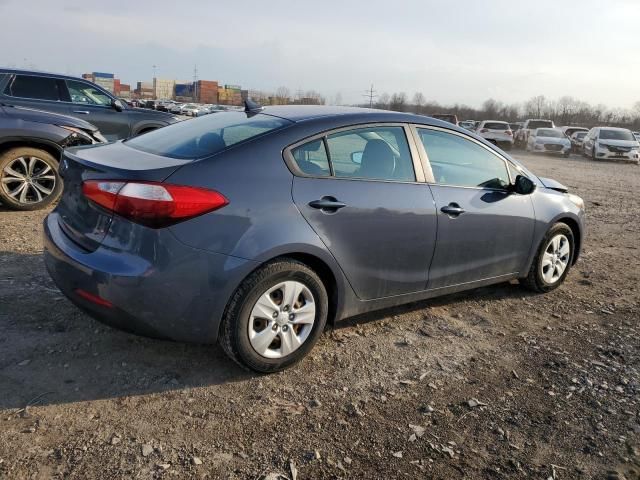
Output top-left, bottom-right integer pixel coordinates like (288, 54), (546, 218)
(275, 86), (291, 105)
(376, 93), (390, 109)
(389, 92), (407, 112)
(412, 92), (426, 113)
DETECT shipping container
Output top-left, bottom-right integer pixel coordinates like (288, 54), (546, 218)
(93, 72), (115, 79)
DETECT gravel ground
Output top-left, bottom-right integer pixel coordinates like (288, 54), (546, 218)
(0, 152), (638, 480)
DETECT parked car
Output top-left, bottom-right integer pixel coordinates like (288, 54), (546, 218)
(569, 131), (588, 153)
(0, 69), (178, 141)
(526, 128), (571, 157)
(458, 120), (476, 131)
(582, 127), (640, 162)
(430, 113), (458, 125)
(0, 104), (106, 210)
(475, 120), (514, 150)
(44, 105), (585, 372)
(514, 119), (555, 148)
(560, 126), (589, 139)
(170, 103), (185, 114)
(633, 131), (640, 142)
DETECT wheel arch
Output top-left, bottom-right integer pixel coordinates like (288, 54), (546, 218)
(555, 216), (582, 265)
(0, 138), (62, 162)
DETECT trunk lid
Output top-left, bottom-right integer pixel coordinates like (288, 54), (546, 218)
(56, 141), (191, 251)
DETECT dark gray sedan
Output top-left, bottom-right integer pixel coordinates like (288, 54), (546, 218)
(44, 105), (585, 372)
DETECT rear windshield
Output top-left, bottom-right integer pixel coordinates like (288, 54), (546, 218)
(574, 132), (587, 139)
(600, 129), (634, 141)
(528, 120), (553, 129)
(126, 112), (292, 159)
(484, 122), (509, 130)
(537, 129), (563, 138)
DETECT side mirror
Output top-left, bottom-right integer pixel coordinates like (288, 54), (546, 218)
(513, 175), (536, 195)
(112, 99), (125, 112)
(351, 151), (363, 164)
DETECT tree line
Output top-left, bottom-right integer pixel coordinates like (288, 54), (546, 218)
(361, 93), (640, 130)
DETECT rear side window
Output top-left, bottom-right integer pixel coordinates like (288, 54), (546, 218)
(290, 126), (416, 182)
(528, 120), (553, 129)
(291, 139), (330, 176)
(126, 112), (292, 159)
(5, 75), (63, 101)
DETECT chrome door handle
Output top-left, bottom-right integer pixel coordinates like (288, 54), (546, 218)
(73, 110), (90, 114)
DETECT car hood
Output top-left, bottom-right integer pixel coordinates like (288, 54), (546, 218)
(538, 176), (568, 193)
(1, 105), (98, 130)
(598, 139), (639, 147)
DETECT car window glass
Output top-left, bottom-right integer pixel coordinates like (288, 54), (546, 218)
(66, 80), (112, 106)
(5, 75), (61, 101)
(326, 126), (415, 181)
(126, 111), (292, 160)
(418, 129), (510, 189)
(291, 139), (331, 176)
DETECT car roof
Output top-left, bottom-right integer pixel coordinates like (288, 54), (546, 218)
(261, 105), (459, 128)
(481, 120), (509, 124)
(0, 67), (86, 82)
(598, 126), (630, 131)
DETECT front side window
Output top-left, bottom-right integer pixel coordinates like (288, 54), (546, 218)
(417, 129), (510, 189)
(5, 75), (62, 101)
(326, 126), (415, 181)
(66, 80), (112, 106)
(126, 111), (292, 160)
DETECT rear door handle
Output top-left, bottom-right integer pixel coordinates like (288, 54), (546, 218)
(441, 203), (465, 217)
(309, 197), (346, 212)
(73, 110), (90, 114)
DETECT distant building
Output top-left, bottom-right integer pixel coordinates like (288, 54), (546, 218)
(135, 81), (154, 100)
(153, 78), (176, 100)
(195, 80), (218, 104)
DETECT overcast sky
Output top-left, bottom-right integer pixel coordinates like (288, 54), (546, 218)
(2, 0), (638, 108)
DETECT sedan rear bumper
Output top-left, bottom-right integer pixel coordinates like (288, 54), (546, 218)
(43, 212), (259, 344)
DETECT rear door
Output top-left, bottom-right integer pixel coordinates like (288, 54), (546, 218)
(1, 74), (69, 116)
(63, 79), (131, 140)
(288, 124), (438, 300)
(414, 126), (535, 289)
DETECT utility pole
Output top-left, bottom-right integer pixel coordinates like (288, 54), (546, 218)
(193, 65), (198, 103)
(363, 84), (377, 108)
(152, 65), (158, 99)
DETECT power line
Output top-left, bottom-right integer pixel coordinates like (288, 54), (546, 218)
(363, 84), (377, 108)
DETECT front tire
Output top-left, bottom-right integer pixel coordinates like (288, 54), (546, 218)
(219, 259), (328, 373)
(0, 147), (62, 211)
(521, 223), (574, 293)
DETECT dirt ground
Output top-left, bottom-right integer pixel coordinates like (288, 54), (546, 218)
(0, 152), (638, 480)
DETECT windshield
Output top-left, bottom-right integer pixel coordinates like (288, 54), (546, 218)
(529, 120), (553, 129)
(600, 129), (635, 141)
(537, 129), (564, 138)
(574, 132), (587, 139)
(484, 122), (509, 130)
(126, 112), (292, 159)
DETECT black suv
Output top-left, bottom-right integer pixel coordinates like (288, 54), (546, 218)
(0, 104), (106, 210)
(0, 69), (178, 141)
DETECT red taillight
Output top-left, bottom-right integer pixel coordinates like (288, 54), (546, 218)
(480, 128), (488, 133)
(82, 180), (228, 228)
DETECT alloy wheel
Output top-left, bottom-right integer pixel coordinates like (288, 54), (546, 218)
(541, 234), (571, 284)
(248, 281), (316, 359)
(1, 156), (57, 205)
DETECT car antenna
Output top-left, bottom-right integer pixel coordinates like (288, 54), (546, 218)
(244, 99), (264, 114)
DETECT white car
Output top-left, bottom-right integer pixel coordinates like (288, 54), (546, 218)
(569, 131), (588, 153)
(560, 126), (589, 139)
(526, 128), (571, 157)
(458, 120), (476, 131)
(475, 120), (514, 150)
(582, 127), (640, 162)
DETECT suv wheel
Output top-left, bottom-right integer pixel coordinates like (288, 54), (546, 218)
(220, 259), (328, 373)
(0, 147), (62, 211)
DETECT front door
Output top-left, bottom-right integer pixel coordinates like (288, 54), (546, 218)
(64, 79), (131, 141)
(288, 125), (438, 300)
(415, 127), (535, 289)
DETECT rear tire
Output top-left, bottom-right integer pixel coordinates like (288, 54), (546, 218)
(521, 223), (574, 293)
(0, 147), (62, 211)
(219, 259), (328, 373)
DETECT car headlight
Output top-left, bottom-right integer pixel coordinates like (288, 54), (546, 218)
(59, 125), (94, 142)
(567, 193), (585, 210)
